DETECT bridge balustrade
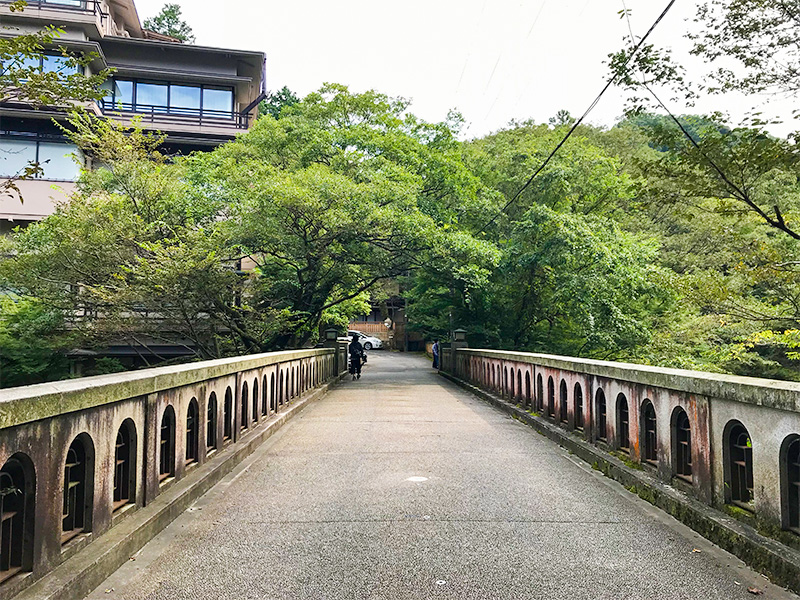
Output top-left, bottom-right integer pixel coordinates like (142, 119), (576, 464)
(442, 347), (800, 534)
(0, 346), (345, 596)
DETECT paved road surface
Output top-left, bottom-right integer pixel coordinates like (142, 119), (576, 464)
(86, 353), (797, 600)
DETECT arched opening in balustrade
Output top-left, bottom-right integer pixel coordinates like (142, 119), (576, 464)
(207, 392), (218, 451)
(223, 388), (233, 441)
(491, 365), (496, 390)
(113, 419), (136, 512)
(159, 406), (176, 483)
(186, 399), (199, 466)
(262, 375), (268, 416)
(504, 367), (508, 396)
(525, 372), (531, 407)
(517, 371), (522, 402)
(270, 373), (276, 412)
(291, 367), (295, 398)
(595, 389), (607, 441)
(781, 434), (800, 532)
(240, 382), (249, 431)
(671, 407), (692, 481)
(63, 433), (94, 544)
(509, 368), (514, 397)
(559, 379), (568, 424)
(616, 394), (630, 452)
(724, 420), (754, 508)
(252, 378), (259, 424)
(574, 383), (584, 430)
(547, 377), (555, 418)
(0, 454), (34, 581)
(641, 400), (657, 464)
(285, 368), (290, 401)
(279, 370), (284, 406)
(537, 374), (544, 412)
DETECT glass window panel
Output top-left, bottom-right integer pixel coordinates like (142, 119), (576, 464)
(43, 55), (69, 74)
(44, 0), (85, 7)
(135, 82), (168, 110)
(38, 142), (80, 181)
(170, 85), (201, 110)
(202, 87), (233, 114)
(115, 80), (133, 107)
(100, 79), (114, 99)
(20, 56), (40, 71)
(0, 138), (37, 178)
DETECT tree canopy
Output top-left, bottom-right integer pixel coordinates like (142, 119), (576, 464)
(143, 3), (195, 43)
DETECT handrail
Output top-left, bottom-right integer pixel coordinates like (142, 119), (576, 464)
(1, 0), (109, 25)
(99, 100), (250, 129)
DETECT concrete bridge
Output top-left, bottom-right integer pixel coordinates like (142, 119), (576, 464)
(1, 344), (800, 598)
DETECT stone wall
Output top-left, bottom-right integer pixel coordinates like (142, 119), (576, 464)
(442, 348), (800, 532)
(0, 346), (346, 598)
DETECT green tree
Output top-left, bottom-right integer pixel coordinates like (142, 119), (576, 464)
(143, 3), (195, 43)
(259, 86), (299, 120)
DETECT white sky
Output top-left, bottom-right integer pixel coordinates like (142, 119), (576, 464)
(133, 0), (792, 139)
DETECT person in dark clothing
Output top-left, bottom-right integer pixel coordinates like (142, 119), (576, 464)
(349, 334), (365, 380)
(432, 340), (440, 369)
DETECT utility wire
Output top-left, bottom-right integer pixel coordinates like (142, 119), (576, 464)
(619, 1), (800, 241)
(476, 0), (677, 234)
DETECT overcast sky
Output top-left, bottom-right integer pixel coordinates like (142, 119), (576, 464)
(132, 0), (789, 138)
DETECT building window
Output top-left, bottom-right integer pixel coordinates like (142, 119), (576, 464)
(113, 420), (136, 512)
(207, 393), (218, 451)
(617, 394), (630, 452)
(186, 399), (199, 465)
(223, 388), (233, 441)
(159, 407), (176, 482)
(0, 136), (81, 180)
(782, 435), (800, 532)
(725, 421), (754, 508)
(574, 383), (584, 430)
(63, 434), (93, 544)
(18, 52), (81, 76)
(673, 408), (692, 480)
(101, 78), (235, 121)
(0, 454), (34, 582)
(559, 379), (568, 424)
(642, 401), (657, 464)
(596, 389), (607, 441)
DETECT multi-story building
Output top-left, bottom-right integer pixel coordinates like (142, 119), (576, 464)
(0, 0), (266, 230)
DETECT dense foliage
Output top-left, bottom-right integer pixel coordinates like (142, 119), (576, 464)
(142, 3), (195, 43)
(4, 2), (800, 385)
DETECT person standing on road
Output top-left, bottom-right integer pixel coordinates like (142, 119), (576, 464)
(349, 333), (365, 380)
(432, 340), (440, 370)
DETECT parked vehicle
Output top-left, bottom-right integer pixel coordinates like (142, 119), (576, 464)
(347, 330), (383, 350)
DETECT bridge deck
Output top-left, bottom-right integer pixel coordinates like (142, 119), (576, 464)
(87, 353), (795, 599)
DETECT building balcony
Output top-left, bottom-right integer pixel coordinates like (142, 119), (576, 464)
(98, 100), (250, 131)
(0, 0), (112, 37)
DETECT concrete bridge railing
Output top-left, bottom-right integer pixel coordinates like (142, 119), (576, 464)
(0, 343), (349, 598)
(441, 347), (800, 536)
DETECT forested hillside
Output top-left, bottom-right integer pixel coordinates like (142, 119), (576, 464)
(3, 0), (800, 386)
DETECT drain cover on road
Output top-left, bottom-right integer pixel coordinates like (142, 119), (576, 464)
(406, 476), (428, 482)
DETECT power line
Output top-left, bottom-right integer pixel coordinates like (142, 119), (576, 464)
(476, 0), (677, 234)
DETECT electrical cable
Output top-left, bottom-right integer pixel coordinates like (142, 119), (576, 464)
(475, 0), (677, 234)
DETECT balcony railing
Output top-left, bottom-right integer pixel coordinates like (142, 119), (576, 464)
(99, 101), (251, 130)
(1, 0), (109, 23)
